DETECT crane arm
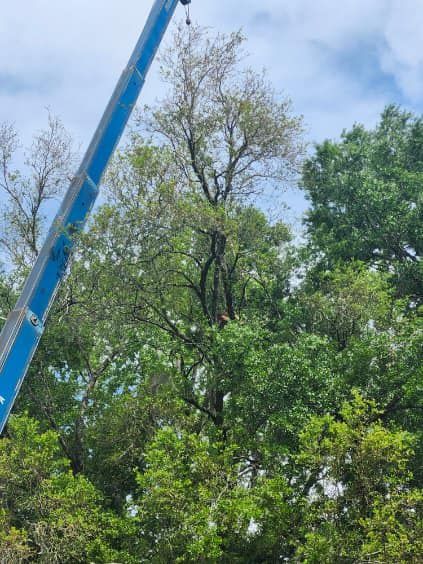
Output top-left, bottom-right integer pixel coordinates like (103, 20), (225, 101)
(0, 0), (190, 434)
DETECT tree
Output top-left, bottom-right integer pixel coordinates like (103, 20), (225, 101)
(295, 262), (393, 350)
(26, 22), (303, 456)
(295, 393), (423, 563)
(0, 114), (75, 271)
(0, 415), (135, 562)
(143, 24), (304, 204)
(303, 105), (423, 304)
(0, 24), (421, 563)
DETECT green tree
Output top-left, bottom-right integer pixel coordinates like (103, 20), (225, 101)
(0, 415), (135, 562)
(295, 393), (422, 563)
(15, 23), (303, 489)
(0, 24), (421, 564)
(303, 105), (423, 303)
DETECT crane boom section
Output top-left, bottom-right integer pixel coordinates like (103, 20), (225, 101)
(0, 0), (185, 434)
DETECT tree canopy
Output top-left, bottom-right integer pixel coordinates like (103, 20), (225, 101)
(0, 25), (421, 563)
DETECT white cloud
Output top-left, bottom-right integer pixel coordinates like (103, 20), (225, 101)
(381, 0), (423, 101)
(198, 0), (423, 134)
(0, 1), (154, 143)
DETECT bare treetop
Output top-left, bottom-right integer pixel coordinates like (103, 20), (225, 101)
(139, 23), (304, 205)
(0, 114), (75, 270)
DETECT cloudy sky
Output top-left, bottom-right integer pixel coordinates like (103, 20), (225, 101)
(1, 0), (423, 218)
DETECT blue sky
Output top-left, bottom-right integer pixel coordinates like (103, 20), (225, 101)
(0, 0), (422, 221)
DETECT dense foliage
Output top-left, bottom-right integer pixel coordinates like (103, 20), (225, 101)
(0, 25), (421, 563)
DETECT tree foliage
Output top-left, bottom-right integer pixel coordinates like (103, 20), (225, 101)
(303, 105), (423, 303)
(0, 25), (421, 563)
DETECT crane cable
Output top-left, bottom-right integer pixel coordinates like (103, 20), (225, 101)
(184, 2), (191, 25)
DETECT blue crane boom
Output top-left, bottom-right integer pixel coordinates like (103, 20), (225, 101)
(0, 0), (191, 434)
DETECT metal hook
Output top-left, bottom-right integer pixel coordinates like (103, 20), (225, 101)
(186, 5), (191, 26)
(180, 0), (192, 25)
